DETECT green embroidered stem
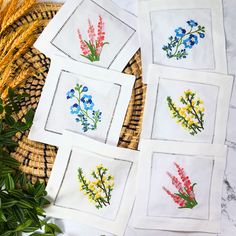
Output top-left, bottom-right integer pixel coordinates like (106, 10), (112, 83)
(167, 90), (205, 135)
(162, 20), (205, 60)
(78, 165), (114, 209)
(74, 85), (97, 124)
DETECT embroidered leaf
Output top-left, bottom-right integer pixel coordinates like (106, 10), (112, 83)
(162, 19), (205, 60)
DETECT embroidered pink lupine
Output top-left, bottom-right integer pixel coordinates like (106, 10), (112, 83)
(163, 162), (198, 209)
(174, 162), (195, 199)
(163, 187), (186, 207)
(77, 15), (109, 62)
(77, 29), (89, 56)
(88, 19), (96, 44)
(166, 171), (184, 194)
(96, 15), (105, 55)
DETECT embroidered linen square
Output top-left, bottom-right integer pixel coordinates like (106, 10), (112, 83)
(132, 139), (227, 233)
(139, 0), (227, 82)
(45, 131), (138, 236)
(141, 64), (233, 144)
(29, 56), (135, 147)
(34, 0), (139, 72)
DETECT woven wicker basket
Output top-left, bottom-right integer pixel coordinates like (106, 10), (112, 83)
(4, 2), (146, 183)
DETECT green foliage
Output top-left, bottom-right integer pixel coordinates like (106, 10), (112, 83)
(0, 89), (62, 236)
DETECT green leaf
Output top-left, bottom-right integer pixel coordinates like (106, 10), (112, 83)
(46, 223), (62, 233)
(5, 115), (15, 126)
(0, 231), (13, 236)
(9, 190), (24, 199)
(0, 104), (3, 114)
(30, 234), (55, 236)
(15, 219), (33, 231)
(2, 128), (18, 138)
(5, 173), (15, 190)
(8, 88), (15, 100)
(4, 105), (12, 115)
(24, 108), (35, 126)
(17, 200), (33, 209)
(0, 209), (7, 222)
(1, 200), (18, 208)
(12, 206), (25, 223)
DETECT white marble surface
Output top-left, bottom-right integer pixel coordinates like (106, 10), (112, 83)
(37, 0), (236, 235)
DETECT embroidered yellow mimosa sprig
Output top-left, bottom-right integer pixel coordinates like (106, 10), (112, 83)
(167, 89), (205, 135)
(78, 164), (114, 209)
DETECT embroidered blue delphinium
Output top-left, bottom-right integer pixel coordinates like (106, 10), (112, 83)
(162, 20), (205, 60)
(66, 84), (102, 132)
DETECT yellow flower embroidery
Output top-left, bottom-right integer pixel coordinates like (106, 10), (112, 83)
(167, 90), (205, 135)
(78, 164), (114, 209)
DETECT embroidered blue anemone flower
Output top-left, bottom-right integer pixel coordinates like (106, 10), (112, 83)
(81, 95), (94, 110)
(183, 34), (198, 49)
(70, 103), (81, 114)
(199, 33), (205, 38)
(66, 89), (75, 99)
(82, 86), (88, 92)
(175, 27), (186, 37)
(187, 20), (198, 27)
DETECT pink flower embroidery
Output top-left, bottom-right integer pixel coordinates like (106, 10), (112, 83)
(163, 162), (198, 209)
(77, 15), (108, 62)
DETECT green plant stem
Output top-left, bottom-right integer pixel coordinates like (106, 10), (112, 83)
(73, 89), (96, 125)
(98, 169), (110, 205)
(168, 99), (198, 134)
(78, 171), (103, 208)
(171, 27), (204, 58)
(186, 95), (204, 129)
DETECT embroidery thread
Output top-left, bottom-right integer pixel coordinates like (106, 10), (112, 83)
(162, 20), (205, 60)
(77, 15), (109, 62)
(167, 89), (205, 135)
(66, 84), (102, 132)
(78, 164), (114, 209)
(163, 162), (198, 209)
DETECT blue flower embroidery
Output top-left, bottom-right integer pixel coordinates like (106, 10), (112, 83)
(175, 27), (186, 37)
(81, 95), (95, 111)
(82, 86), (88, 92)
(162, 20), (205, 60)
(199, 33), (205, 38)
(183, 34), (198, 49)
(70, 103), (81, 114)
(66, 84), (102, 132)
(66, 89), (75, 99)
(187, 20), (198, 27)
